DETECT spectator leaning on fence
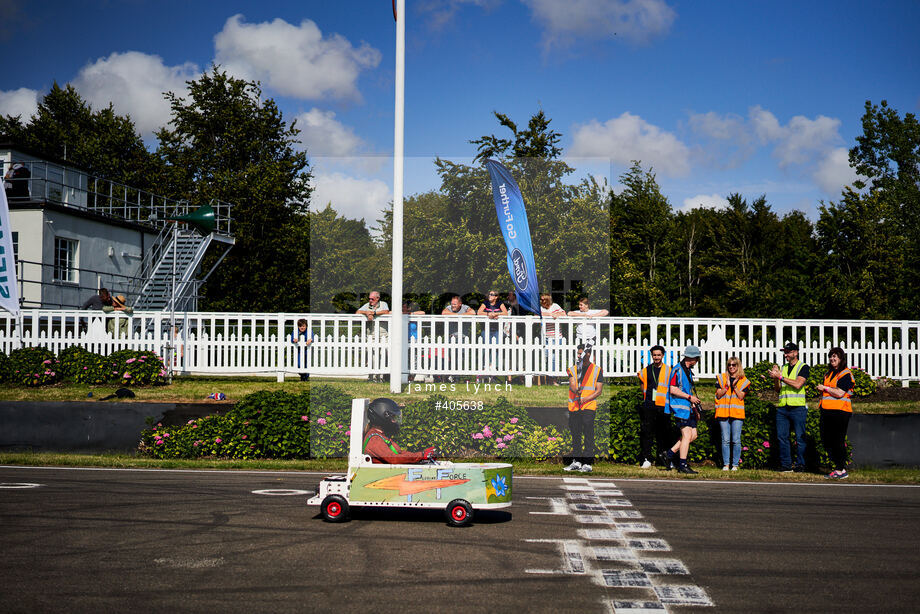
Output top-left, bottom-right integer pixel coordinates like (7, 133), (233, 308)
(540, 293), (565, 386)
(636, 345), (671, 469)
(715, 356), (750, 471)
(662, 345), (703, 475)
(770, 342), (810, 472)
(567, 296), (608, 345)
(817, 347), (854, 480)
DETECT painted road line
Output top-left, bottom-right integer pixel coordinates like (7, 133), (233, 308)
(637, 559), (689, 575)
(563, 477), (590, 484)
(591, 546), (638, 562)
(603, 510), (644, 519)
(653, 585), (713, 606)
(614, 522), (656, 533)
(626, 538), (671, 551)
(571, 503), (607, 512)
(599, 570), (654, 588)
(524, 539), (589, 575)
(578, 528), (625, 541)
(0, 482), (43, 488)
(251, 489), (313, 496)
(527, 496), (570, 515)
(609, 600), (667, 613)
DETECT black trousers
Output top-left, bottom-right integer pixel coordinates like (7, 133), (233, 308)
(567, 410), (595, 465)
(820, 409), (851, 470)
(638, 402), (658, 462)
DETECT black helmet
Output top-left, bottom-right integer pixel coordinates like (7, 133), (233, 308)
(367, 397), (402, 437)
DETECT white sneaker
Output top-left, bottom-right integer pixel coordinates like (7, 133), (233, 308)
(640, 460), (652, 469)
(731, 466), (739, 471)
(563, 461), (582, 472)
(722, 465), (730, 471)
(578, 464), (593, 473)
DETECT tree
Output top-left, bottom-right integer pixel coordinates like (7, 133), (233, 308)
(0, 83), (159, 188)
(155, 67), (312, 311)
(308, 204), (380, 312)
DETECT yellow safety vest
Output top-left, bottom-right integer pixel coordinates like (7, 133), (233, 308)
(778, 361), (807, 407)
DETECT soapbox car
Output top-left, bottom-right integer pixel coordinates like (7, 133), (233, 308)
(307, 398), (512, 527)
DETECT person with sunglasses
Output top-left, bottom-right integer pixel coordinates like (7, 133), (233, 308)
(817, 347), (855, 479)
(715, 357), (750, 470)
(477, 291), (507, 381)
(770, 342), (810, 472)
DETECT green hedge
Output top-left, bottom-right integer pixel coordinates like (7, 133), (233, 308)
(607, 390), (850, 469)
(139, 390), (310, 459)
(0, 346), (166, 386)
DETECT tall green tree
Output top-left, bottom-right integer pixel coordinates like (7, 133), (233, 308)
(0, 83), (158, 188)
(155, 67), (312, 311)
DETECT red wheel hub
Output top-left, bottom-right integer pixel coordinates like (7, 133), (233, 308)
(327, 502), (341, 516)
(452, 506), (466, 520)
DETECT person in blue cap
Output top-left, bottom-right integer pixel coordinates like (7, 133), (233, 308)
(661, 345), (703, 474)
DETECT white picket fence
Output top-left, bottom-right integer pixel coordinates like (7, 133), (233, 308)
(0, 310), (917, 384)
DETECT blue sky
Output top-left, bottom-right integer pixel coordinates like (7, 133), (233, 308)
(1, 0), (917, 224)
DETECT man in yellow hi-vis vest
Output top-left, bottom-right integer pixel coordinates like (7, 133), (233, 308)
(563, 343), (604, 473)
(770, 342), (810, 472)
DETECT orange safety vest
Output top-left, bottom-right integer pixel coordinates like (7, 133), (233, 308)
(819, 368), (853, 413)
(637, 363), (671, 407)
(714, 373), (750, 419)
(568, 361), (601, 411)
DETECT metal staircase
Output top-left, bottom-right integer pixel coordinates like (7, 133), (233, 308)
(130, 209), (235, 312)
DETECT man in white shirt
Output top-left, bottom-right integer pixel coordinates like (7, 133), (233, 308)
(356, 291), (390, 381)
(540, 293), (565, 385)
(567, 296), (608, 345)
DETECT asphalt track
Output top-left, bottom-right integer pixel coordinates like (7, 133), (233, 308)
(1, 467), (918, 613)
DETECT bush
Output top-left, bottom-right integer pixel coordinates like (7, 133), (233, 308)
(105, 349), (167, 386)
(0, 350), (12, 383)
(58, 346), (110, 384)
(745, 360), (776, 394)
(309, 385), (354, 458)
(139, 389), (310, 459)
(9, 346), (61, 386)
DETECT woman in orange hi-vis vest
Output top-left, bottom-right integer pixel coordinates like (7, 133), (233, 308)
(817, 347), (855, 479)
(714, 357), (750, 470)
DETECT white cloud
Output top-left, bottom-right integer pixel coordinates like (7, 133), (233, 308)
(294, 109), (364, 156)
(749, 106), (841, 167)
(680, 193), (729, 212)
(214, 14), (381, 101)
(310, 172), (391, 222)
(570, 112), (690, 177)
(813, 147), (859, 195)
(0, 87), (39, 120)
(688, 111), (746, 141)
(418, 0), (500, 29)
(72, 51), (199, 135)
(523, 0), (676, 47)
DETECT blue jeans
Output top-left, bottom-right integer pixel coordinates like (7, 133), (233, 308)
(776, 406), (807, 469)
(718, 418), (743, 467)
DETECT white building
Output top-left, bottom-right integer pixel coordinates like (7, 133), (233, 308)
(2, 144), (234, 310)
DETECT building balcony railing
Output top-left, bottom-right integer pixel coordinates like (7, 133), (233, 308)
(4, 159), (233, 234)
(0, 311), (917, 385)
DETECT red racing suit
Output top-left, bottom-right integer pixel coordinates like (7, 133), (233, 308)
(362, 426), (433, 464)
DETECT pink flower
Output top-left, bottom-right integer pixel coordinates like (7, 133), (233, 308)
(762, 441), (770, 448)
(215, 437), (222, 444)
(187, 420), (196, 425)
(472, 433), (484, 440)
(159, 370), (166, 376)
(244, 421), (250, 425)
(326, 411), (332, 416)
(123, 372), (132, 379)
(301, 416), (308, 421)
(482, 426), (492, 438)
(193, 441), (199, 447)
(317, 418), (327, 425)
(163, 433), (170, 438)
(497, 442), (506, 449)
(242, 435), (248, 440)
(156, 440), (164, 445)
(496, 437), (502, 443)
(83, 367), (88, 370)
(43, 359), (51, 364)
(510, 418), (519, 424)
(141, 355), (147, 359)
(44, 370), (51, 375)
(742, 446), (749, 451)
(126, 358), (136, 364)
(192, 425), (197, 429)
(345, 430), (351, 435)
(503, 434), (513, 442)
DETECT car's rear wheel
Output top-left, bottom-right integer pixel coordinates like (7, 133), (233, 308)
(321, 495), (349, 522)
(445, 499), (473, 527)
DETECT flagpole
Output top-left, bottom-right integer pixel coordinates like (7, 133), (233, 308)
(389, 0), (405, 393)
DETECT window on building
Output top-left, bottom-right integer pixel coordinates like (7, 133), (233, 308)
(53, 237), (78, 283)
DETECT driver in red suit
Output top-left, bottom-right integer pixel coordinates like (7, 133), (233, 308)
(363, 397), (437, 464)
